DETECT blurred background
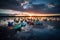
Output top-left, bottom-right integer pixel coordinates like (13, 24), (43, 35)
(0, 0), (60, 40)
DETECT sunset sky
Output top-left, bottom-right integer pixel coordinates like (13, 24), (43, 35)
(0, 0), (60, 16)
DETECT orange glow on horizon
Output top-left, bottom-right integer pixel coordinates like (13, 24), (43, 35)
(0, 9), (60, 16)
(15, 12), (60, 16)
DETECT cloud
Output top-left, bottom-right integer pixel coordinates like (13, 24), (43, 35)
(0, 0), (60, 14)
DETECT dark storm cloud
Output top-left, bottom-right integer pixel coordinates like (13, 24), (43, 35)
(0, 0), (24, 11)
(28, 0), (60, 14)
(0, 0), (60, 14)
